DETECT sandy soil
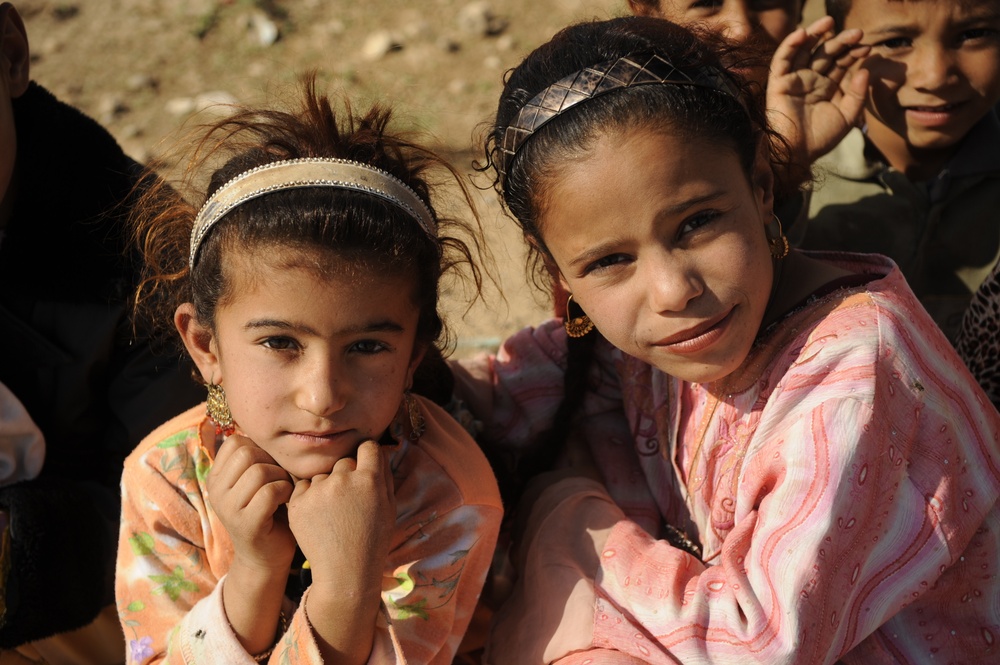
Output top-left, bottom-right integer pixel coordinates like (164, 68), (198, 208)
(19, 0), (824, 356)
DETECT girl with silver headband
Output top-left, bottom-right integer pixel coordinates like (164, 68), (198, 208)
(454, 16), (1000, 665)
(116, 80), (501, 665)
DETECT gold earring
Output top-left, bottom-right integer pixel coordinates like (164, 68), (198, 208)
(404, 391), (426, 440)
(206, 383), (235, 436)
(767, 213), (789, 260)
(564, 294), (595, 338)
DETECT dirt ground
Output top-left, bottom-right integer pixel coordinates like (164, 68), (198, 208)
(20, 0), (824, 357)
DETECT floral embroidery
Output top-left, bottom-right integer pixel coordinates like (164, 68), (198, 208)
(129, 636), (154, 662)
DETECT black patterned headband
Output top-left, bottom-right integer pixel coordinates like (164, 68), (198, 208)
(498, 52), (742, 181)
(189, 157), (436, 268)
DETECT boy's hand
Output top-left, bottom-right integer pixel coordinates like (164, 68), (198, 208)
(767, 15), (871, 165)
(287, 440), (396, 664)
(207, 433), (296, 573)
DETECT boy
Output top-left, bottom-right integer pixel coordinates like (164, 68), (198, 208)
(626, 0), (805, 48)
(796, 0), (1000, 340)
(0, 3), (201, 661)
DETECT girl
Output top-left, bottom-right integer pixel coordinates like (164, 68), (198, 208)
(115, 82), (502, 665)
(456, 17), (1000, 664)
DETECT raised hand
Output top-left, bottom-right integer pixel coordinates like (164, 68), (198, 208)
(207, 433), (296, 654)
(287, 440), (396, 664)
(767, 15), (871, 165)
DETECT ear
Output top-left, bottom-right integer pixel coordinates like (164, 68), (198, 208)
(751, 142), (776, 220)
(627, 0), (661, 18)
(175, 303), (220, 385)
(0, 3), (30, 98)
(405, 343), (428, 388)
(525, 233), (568, 290)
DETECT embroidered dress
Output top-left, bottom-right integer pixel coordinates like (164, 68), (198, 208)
(116, 396), (502, 665)
(457, 252), (1000, 664)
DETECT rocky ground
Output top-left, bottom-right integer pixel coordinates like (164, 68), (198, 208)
(20, 0), (823, 356)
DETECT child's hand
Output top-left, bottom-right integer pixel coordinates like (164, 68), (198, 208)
(287, 439), (396, 595)
(206, 433), (296, 573)
(287, 440), (396, 664)
(767, 15), (871, 165)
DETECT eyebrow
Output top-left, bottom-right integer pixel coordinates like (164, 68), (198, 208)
(566, 190), (727, 270)
(244, 319), (405, 335)
(865, 9), (1000, 37)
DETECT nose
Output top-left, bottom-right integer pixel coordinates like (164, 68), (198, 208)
(643, 249), (703, 314)
(716, 4), (755, 44)
(909, 43), (958, 92)
(295, 357), (348, 418)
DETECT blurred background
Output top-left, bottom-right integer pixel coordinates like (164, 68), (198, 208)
(20, 0), (826, 355)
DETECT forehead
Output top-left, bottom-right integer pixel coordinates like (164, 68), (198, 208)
(845, 0), (1000, 27)
(218, 243), (415, 305)
(657, 0), (803, 14)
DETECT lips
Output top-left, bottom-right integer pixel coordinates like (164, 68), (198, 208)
(904, 102), (961, 112)
(903, 101), (967, 128)
(653, 306), (735, 354)
(289, 429), (350, 445)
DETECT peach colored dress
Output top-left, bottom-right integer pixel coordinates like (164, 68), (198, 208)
(115, 397), (502, 664)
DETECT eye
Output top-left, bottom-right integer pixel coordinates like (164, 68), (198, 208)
(350, 339), (390, 355)
(959, 27), (999, 44)
(261, 336), (299, 351)
(688, 0), (723, 13)
(872, 36), (912, 51)
(749, 0), (794, 11)
(583, 253), (632, 276)
(679, 210), (722, 237)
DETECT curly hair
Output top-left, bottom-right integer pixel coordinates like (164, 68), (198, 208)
(132, 76), (485, 398)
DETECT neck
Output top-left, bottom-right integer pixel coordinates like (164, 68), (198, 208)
(760, 250), (853, 331)
(864, 114), (958, 182)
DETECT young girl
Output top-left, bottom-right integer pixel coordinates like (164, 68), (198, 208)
(455, 17), (1000, 664)
(115, 82), (502, 665)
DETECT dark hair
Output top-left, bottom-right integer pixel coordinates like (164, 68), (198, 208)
(484, 16), (795, 288)
(133, 77), (483, 398)
(826, 0), (852, 31)
(480, 17), (797, 501)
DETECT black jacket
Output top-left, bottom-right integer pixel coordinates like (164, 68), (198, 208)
(0, 82), (202, 646)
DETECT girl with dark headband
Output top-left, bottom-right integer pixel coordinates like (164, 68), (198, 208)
(454, 16), (1000, 664)
(115, 80), (501, 665)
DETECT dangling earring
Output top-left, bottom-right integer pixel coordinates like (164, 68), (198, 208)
(564, 294), (595, 338)
(206, 383), (235, 436)
(766, 213), (789, 260)
(404, 391), (426, 440)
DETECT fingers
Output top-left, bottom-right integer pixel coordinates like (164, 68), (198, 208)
(771, 16), (869, 83)
(354, 439), (383, 474)
(839, 67), (870, 127)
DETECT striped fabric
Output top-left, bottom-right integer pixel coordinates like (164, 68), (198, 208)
(461, 252), (1000, 664)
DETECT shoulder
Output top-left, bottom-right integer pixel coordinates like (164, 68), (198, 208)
(123, 404), (213, 479)
(752, 255), (978, 404)
(400, 396), (501, 512)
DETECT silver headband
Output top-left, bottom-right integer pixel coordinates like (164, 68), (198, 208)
(499, 53), (741, 181)
(188, 157), (437, 268)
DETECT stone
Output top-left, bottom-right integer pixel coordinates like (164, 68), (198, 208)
(361, 30), (401, 61)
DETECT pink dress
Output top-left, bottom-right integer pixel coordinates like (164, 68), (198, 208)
(456, 253), (1000, 664)
(115, 397), (502, 664)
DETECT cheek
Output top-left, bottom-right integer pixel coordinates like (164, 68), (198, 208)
(969, 55), (1000, 95)
(758, 12), (796, 43)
